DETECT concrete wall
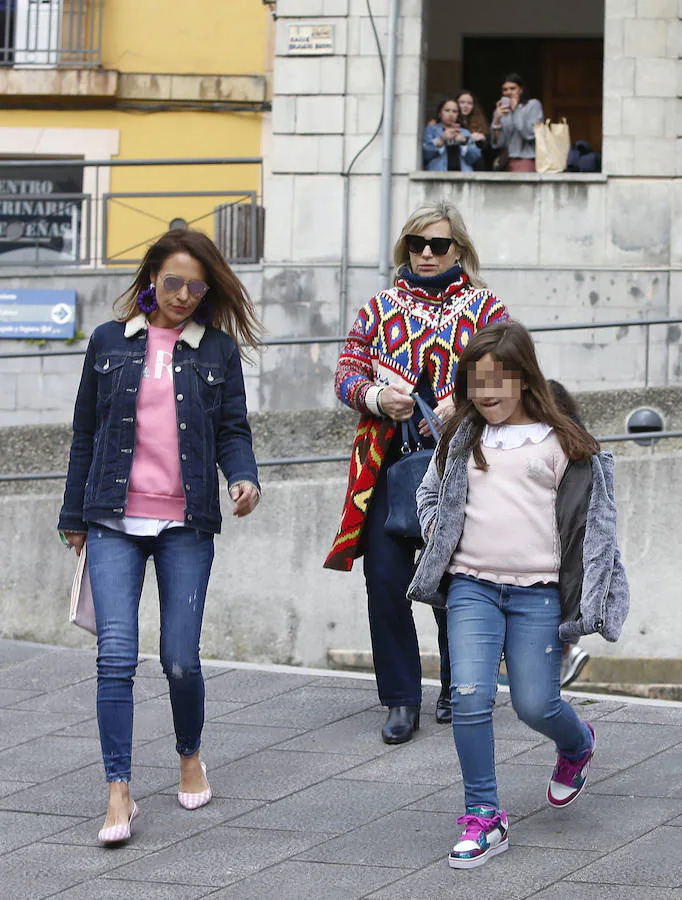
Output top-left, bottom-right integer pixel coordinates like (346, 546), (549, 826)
(1, 450), (680, 664)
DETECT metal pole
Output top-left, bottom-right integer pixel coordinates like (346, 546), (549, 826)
(377, 0), (400, 289)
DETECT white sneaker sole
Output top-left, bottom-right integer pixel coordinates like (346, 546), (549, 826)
(448, 837), (509, 869)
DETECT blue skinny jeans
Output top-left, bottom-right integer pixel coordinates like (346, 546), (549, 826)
(446, 574), (593, 809)
(87, 524), (214, 782)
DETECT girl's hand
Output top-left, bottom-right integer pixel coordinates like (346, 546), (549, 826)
(378, 385), (415, 421)
(471, 131), (486, 142)
(418, 398), (455, 438)
(230, 482), (259, 517)
(63, 532), (87, 555)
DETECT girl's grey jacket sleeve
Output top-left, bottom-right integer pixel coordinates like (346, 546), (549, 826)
(416, 451), (442, 541)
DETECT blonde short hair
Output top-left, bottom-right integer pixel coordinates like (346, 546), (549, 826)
(393, 199), (485, 290)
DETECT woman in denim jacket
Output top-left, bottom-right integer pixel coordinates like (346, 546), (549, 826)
(424, 98), (482, 172)
(58, 229), (261, 845)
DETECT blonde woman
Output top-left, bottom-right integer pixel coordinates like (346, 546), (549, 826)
(325, 200), (509, 743)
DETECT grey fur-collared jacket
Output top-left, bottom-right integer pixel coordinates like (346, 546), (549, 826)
(406, 424), (630, 642)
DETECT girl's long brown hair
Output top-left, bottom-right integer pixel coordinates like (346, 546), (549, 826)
(435, 320), (600, 475)
(114, 229), (262, 360)
(455, 89), (489, 137)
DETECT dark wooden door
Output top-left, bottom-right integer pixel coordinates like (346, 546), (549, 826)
(543, 39), (603, 151)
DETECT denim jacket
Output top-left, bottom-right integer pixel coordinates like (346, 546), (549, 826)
(407, 423), (630, 643)
(423, 123), (482, 172)
(58, 313), (259, 535)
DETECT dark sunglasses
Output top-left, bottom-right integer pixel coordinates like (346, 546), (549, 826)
(405, 234), (454, 256)
(162, 274), (209, 299)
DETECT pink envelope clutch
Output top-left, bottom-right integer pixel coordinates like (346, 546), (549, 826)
(69, 543), (97, 636)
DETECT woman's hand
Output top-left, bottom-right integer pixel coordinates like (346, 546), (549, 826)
(63, 532), (87, 555)
(441, 125), (458, 145)
(230, 481), (259, 517)
(471, 131), (486, 143)
(378, 385), (415, 421)
(418, 398), (455, 438)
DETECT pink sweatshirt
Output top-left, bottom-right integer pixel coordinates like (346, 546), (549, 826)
(449, 429), (568, 586)
(126, 325), (185, 521)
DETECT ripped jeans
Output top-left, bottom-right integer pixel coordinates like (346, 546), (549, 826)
(87, 524), (214, 782)
(446, 574), (593, 809)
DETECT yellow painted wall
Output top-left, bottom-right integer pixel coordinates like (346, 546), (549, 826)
(0, 1), (271, 265)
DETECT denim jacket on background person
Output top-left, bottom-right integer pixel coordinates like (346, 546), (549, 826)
(423, 123), (482, 172)
(58, 313), (259, 535)
(407, 422), (630, 643)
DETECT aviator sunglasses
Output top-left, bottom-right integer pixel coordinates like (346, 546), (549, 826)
(405, 234), (454, 256)
(161, 274), (209, 299)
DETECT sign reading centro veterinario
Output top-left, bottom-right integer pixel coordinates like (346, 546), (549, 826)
(0, 289), (77, 339)
(287, 24), (334, 55)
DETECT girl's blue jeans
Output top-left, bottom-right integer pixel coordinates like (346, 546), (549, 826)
(87, 524), (214, 782)
(446, 573), (593, 810)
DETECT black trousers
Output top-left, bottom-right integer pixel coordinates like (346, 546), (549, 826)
(362, 459), (450, 707)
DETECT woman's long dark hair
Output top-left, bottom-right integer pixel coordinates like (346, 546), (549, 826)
(455, 89), (489, 137)
(435, 321), (600, 474)
(115, 229), (262, 359)
(502, 72), (528, 104)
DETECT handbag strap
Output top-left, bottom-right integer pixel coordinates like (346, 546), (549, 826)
(399, 393), (442, 454)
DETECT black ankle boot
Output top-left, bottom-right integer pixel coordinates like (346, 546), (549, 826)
(435, 686), (452, 724)
(381, 706), (420, 744)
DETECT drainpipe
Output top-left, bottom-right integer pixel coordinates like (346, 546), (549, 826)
(377, 0), (400, 290)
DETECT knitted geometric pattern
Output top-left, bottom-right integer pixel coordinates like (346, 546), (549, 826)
(325, 277), (508, 571)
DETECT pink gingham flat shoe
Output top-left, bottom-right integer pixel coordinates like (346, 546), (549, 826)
(98, 801), (138, 845)
(178, 760), (212, 810)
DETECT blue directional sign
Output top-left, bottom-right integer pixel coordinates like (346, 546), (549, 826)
(0, 288), (77, 339)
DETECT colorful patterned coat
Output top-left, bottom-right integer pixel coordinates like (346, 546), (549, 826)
(324, 272), (508, 571)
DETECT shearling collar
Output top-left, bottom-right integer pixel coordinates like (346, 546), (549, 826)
(124, 313), (205, 348)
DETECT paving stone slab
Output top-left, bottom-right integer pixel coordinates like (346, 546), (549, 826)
(213, 684), (377, 729)
(0, 779), (34, 798)
(202, 748), (364, 802)
(589, 744), (682, 799)
(49, 880), (213, 900)
(110, 824), (333, 888)
(274, 707), (404, 758)
(509, 721), (682, 769)
(0, 639), (53, 666)
(600, 704), (682, 726)
(365, 845), (600, 899)
(567, 825), (682, 887)
(512, 795), (682, 851)
(0, 762), (178, 817)
(297, 809), (455, 869)
(199, 668), (317, 704)
(0, 809), (85, 856)
(0, 688), (44, 707)
(533, 884), (682, 899)
(342, 734), (537, 787)
(46, 794), (263, 851)
(0, 734), (103, 783)
(229, 777), (440, 835)
(0, 708), (91, 753)
(134, 721), (303, 769)
(207, 860), (412, 900)
(0, 648), (96, 691)
(0, 841), (147, 900)
(305, 675), (379, 691)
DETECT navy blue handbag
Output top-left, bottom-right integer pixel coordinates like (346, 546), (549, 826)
(384, 394), (442, 540)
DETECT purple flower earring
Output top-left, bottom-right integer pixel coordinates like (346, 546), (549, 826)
(137, 283), (157, 314)
(193, 300), (213, 325)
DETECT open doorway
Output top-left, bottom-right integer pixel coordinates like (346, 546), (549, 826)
(424, 0), (605, 163)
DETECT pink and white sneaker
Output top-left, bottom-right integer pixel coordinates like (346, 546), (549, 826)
(448, 807), (509, 869)
(547, 723), (596, 808)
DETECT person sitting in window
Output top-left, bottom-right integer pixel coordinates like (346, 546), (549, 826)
(423, 98), (482, 172)
(491, 73), (544, 172)
(455, 90), (491, 170)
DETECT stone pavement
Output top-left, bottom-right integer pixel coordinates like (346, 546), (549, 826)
(0, 639), (680, 899)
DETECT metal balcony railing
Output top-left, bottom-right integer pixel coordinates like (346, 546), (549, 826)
(0, 0), (103, 68)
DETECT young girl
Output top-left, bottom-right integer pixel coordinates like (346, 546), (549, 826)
(407, 321), (629, 870)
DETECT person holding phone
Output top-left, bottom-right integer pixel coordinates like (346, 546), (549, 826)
(491, 73), (544, 172)
(424, 98), (482, 172)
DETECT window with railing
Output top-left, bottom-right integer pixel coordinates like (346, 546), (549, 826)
(0, 0), (103, 68)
